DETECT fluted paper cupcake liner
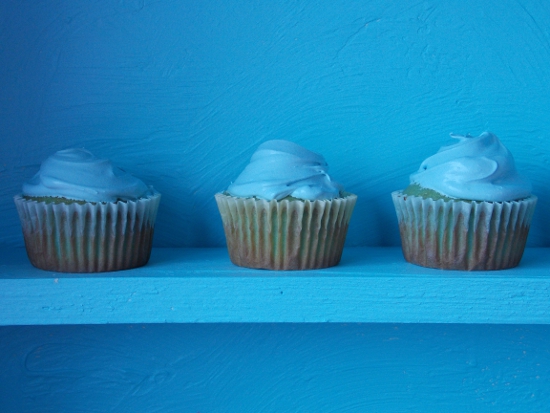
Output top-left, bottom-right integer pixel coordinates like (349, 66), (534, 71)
(215, 193), (357, 270)
(391, 191), (537, 270)
(14, 192), (161, 273)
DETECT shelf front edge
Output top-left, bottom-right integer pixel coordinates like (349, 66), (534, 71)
(1, 247), (549, 325)
(1, 274), (550, 325)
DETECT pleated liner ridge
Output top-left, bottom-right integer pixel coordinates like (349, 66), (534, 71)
(215, 193), (357, 270)
(391, 191), (537, 270)
(14, 193), (161, 273)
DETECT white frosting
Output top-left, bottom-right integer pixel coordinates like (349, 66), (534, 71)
(410, 132), (532, 201)
(22, 149), (152, 202)
(227, 140), (342, 201)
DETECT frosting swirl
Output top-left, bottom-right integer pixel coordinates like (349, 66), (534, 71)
(410, 132), (532, 202)
(227, 140), (342, 201)
(22, 148), (152, 202)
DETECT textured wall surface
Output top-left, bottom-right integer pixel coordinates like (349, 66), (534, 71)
(2, 0), (550, 248)
(2, 323), (550, 413)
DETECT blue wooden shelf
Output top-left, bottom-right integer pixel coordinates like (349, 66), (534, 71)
(1, 247), (549, 325)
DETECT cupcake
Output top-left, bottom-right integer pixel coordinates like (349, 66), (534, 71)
(14, 148), (161, 272)
(392, 132), (536, 270)
(215, 140), (357, 270)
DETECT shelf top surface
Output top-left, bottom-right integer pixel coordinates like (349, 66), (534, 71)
(2, 246), (550, 279)
(1, 247), (549, 325)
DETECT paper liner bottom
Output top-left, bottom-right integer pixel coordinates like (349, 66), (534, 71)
(14, 193), (160, 273)
(215, 193), (357, 270)
(391, 191), (537, 271)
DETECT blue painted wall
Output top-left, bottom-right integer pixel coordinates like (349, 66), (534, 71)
(2, 0), (550, 248)
(2, 323), (550, 412)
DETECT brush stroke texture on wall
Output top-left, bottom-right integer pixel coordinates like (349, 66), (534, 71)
(2, 323), (550, 413)
(2, 0), (550, 249)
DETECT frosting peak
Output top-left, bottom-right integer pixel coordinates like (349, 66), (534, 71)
(22, 148), (152, 202)
(227, 140), (342, 201)
(410, 132), (532, 202)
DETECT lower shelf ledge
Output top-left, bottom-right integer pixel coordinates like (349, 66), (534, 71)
(1, 247), (549, 325)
